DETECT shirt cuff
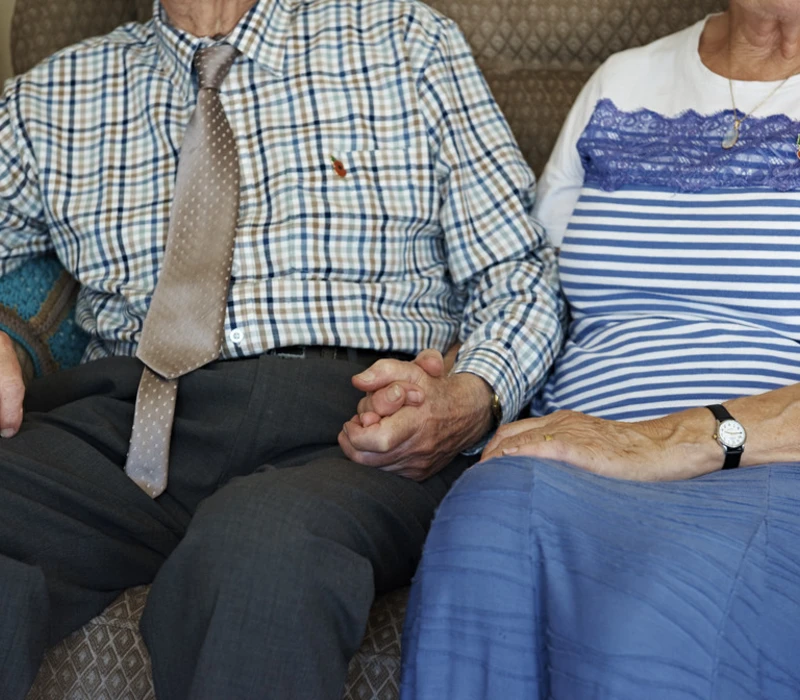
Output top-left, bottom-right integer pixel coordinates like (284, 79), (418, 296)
(452, 340), (525, 447)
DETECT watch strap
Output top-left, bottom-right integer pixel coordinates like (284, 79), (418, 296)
(705, 404), (743, 470)
(706, 403), (733, 424)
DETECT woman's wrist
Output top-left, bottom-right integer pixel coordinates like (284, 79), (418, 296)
(641, 407), (724, 479)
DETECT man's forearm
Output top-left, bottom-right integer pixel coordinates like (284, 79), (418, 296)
(454, 252), (566, 424)
(442, 371), (494, 452)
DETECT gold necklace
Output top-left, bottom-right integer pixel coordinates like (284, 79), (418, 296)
(722, 72), (791, 150)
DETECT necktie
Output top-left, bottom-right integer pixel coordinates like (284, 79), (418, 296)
(125, 44), (240, 498)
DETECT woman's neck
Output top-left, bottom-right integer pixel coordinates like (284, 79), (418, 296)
(160, 0), (259, 38)
(700, 4), (800, 80)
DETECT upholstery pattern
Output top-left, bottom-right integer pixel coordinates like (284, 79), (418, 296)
(423, 0), (726, 172)
(10, 0), (139, 75)
(426, 0), (726, 69)
(344, 589), (409, 700)
(27, 588), (156, 700)
(28, 586), (410, 700)
(485, 68), (593, 177)
(136, 0), (153, 22)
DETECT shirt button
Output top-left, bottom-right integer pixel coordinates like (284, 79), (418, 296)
(229, 329), (244, 344)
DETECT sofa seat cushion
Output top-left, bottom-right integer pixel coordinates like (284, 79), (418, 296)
(28, 586), (410, 700)
(27, 587), (154, 700)
(344, 588), (410, 700)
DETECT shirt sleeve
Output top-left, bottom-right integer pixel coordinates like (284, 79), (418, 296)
(533, 67), (602, 247)
(415, 18), (567, 424)
(0, 79), (53, 274)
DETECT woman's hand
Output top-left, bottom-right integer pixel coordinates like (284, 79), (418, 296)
(480, 408), (722, 481)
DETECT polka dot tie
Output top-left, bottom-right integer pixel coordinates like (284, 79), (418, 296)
(125, 44), (240, 498)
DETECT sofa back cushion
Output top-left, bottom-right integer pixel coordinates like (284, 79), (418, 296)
(11, 0), (726, 174)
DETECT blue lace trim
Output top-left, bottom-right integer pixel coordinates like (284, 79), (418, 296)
(577, 99), (800, 192)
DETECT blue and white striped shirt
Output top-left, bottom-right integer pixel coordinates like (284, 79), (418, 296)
(0, 0), (564, 420)
(534, 17), (800, 421)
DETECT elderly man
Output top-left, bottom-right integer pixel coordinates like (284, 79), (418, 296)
(0, 0), (563, 698)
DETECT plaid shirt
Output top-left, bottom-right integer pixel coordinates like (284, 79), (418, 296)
(0, 0), (564, 420)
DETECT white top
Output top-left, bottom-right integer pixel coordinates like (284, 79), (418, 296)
(531, 16), (800, 421)
(536, 16), (800, 246)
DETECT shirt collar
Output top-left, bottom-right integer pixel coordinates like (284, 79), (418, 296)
(153, 0), (297, 98)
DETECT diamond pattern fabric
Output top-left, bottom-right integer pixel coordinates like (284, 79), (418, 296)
(425, 0), (726, 69)
(485, 68), (594, 176)
(135, 0), (153, 23)
(11, 0), (138, 75)
(12, 0), (727, 699)
(27, 587), (156, 700)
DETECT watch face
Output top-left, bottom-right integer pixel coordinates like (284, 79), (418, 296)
(718, 419), (746, 449)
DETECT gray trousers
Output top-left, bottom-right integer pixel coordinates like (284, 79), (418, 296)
(0, 353), (470, 700)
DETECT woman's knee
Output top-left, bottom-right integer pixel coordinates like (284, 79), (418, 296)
(434, 455), (566, 525)
(419, 458), (543, 569)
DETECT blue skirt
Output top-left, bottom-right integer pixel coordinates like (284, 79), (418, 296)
(400, 459), (800, 700)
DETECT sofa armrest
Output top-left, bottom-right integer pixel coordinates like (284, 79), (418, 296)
(0, 256), (88, 381)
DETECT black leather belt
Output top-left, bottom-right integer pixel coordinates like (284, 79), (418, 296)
(265, 346), (414, 364)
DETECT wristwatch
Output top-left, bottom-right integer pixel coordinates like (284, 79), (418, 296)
(705, 404), (746, 470)
(490, 392), (503, 429)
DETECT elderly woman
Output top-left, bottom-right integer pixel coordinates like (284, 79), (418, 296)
(398, 0), (800, 697)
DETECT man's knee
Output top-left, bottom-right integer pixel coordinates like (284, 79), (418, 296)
(148, 469), (377, 608)
(141, 468), (378, 691)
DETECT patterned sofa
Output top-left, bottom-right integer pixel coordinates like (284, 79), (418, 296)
(8, 0), (725, 698)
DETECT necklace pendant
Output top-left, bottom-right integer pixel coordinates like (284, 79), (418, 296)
(722, 120), (740, 150)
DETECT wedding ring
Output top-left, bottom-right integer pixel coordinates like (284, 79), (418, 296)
(543, 434), (554, 441)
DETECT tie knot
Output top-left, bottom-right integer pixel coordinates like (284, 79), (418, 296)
(195, 44), (239, 91)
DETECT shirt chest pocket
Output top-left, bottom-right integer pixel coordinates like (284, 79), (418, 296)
(268, 147), (437, 281)
(290, 147), (431, 216)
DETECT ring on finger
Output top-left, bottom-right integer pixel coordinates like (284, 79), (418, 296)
(543, 434), (554, 441)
